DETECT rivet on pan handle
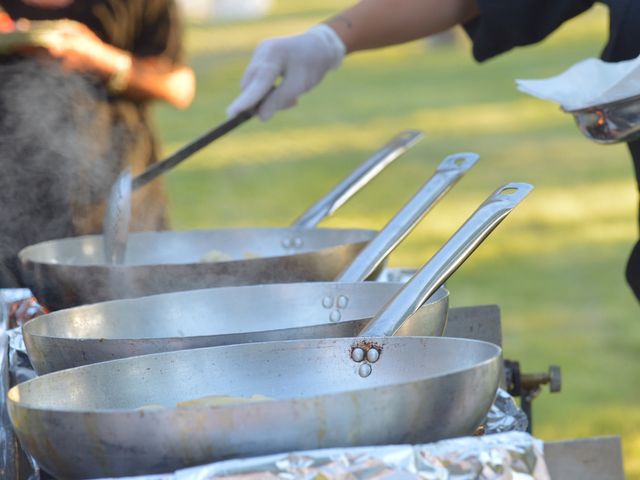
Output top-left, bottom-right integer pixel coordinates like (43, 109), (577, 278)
(291, 130), (424, 228)
(336, 152), (480, 283)
(358, 182), (534, 339)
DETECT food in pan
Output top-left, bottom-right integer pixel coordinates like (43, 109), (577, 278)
(200, 250), (257, 262)
(137, 404), (165, 411)
(177, 394), (272, 408)
(137, 394), (272, 411)
(200, 249), (234, 263)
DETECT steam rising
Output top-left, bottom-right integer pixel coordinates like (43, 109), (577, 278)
(0, 58), (121, 286)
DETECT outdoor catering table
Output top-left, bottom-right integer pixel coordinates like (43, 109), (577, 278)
(0, 286), (625, 480)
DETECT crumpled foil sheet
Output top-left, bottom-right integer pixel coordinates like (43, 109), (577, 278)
(1, 331), (39, 480)
(97, 432), (548, 480)
(485, 388), (529, 434)
(0, 331), (16, 480)
(0, 289), (40, 390)
(0, 289), (47, 332)
(0, 289), (42, 480)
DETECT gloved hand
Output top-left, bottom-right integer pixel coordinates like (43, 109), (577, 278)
(227, 24), (346, 121)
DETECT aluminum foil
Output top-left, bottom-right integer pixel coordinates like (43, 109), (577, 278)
(0, 289), (31, 332)
(6, 328), (36, 387)
(485, 388), (529, 434)
(0, 331), (17, 480)
(0, 289), (41, 389)
(0, 289), (41, 480)
(1, 331), (39, 480)
(97, 432), (548, 480)
(0, 289), (47, 333)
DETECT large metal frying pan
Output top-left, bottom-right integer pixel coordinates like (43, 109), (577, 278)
(24, 152), (481, 374)
(8, 183), (532, 479)
(23, 284), (449, 374)
(19, 131), (422, 310)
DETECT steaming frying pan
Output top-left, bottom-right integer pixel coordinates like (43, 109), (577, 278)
(24, 151), (481, 373)
(19, 131), (423, 310)
(9, 183), (531, 479)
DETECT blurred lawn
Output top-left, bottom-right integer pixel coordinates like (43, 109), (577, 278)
(155, 3), (639, 477)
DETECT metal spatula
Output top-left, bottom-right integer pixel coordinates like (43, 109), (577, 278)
(103, 168), (132, 265)
(102, 110), (256, 265)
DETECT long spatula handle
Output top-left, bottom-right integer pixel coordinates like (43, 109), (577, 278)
(359, 182), (533, 338)
(336, 153), (479, 282)
(291, 130), (424, 228)
(132, 109), (255, 191)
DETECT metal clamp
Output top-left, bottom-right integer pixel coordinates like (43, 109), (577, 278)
(504, 360), (562, 433)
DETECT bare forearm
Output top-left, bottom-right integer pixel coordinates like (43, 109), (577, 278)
(1, 18), (196, 108)
(126, 58), (195, 109)
(94, 45), (195, 109)
(326, 0), (479, 53)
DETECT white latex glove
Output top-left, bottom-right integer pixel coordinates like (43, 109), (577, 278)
(227, 24), (346, 121)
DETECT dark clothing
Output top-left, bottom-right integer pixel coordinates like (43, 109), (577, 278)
(464, 0), (640, 301)
(0, 0), (184, 287)
(625, 142), (640, 299)
(464, 0), (639, 63)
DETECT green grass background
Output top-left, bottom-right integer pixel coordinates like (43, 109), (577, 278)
(154, 2), (639, 476)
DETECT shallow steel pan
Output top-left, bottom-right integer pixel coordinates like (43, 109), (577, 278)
(9, 183), (532, 478)
(24, 149), (482, 373)
(24, 283), (449, 373)
(19, 131), (422, 310)
(564, 93), (640, 144)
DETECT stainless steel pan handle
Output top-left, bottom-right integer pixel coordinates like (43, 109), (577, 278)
(336, 152), (479, 282)
(358, 182), (533, 338)
(291, 130), (424, 228)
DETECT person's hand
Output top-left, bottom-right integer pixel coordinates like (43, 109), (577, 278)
(4, 19), (124, 78)
(227, 24), (346, 121)
(36, 20), (121, 76)
(0, 16), (41, 53)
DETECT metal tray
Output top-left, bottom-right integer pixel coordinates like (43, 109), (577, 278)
(564, 94), (640, 144)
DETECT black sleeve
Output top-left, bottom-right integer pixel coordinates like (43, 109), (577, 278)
(600, 1), (640, 61)
(132, 0), (184, 63)
(463, 0), (596, 62)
